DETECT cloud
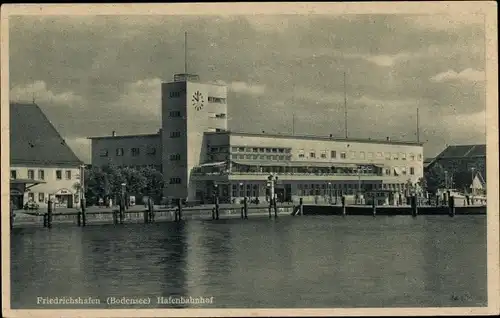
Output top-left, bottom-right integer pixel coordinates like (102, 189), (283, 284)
(65, 137), (91, 164)
(10, 81), (83, 105)
(111, 78), (162, 118)
(406, 14), (484, 31)
(221, 81), (266, 95)
(430, 68), (485, 83)
(363, 52), (413, 67)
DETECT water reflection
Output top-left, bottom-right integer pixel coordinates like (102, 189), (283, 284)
(10, 216), (487, 308)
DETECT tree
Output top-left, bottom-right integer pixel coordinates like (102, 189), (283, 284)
(139, 166), (165, 202)
(82, 164), (165, 206)
(423, 163), (446, 194)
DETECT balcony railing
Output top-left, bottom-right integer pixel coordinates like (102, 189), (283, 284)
(191, 170), (383, 177)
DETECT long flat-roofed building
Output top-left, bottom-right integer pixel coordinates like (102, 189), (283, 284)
(89, 73), (424, 204)
(191, 131), (424, 203)
(88, 130), (162, 171)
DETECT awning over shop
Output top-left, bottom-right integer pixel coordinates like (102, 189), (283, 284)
(10, 178), (46, 190)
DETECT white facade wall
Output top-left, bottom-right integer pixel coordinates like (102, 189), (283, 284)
(10, 165), (82, 209)
(228, 134), (424, 183)
(162, 79), (228, 201)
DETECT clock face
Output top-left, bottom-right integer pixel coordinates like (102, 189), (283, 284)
(192, 90), (204, 111)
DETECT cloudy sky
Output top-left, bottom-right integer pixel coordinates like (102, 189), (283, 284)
(8, 11), (486, 163)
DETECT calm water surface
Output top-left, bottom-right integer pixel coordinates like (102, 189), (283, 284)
(11, 216), (487, 308)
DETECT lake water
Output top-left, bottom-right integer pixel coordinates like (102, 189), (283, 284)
(10, 215), (487, 308)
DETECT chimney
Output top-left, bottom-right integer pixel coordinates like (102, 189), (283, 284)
(329, 134), (333, 138)
(112, 131), (116, 137)
(386, 137), (390, 141)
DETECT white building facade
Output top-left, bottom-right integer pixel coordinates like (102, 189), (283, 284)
(157, 74), (424, 204)
(10, 165), (82, 209)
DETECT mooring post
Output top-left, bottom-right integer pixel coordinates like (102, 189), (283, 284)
(119, 200), (124, 224)
(47, 199), (53, 229)
(299, 197), (303, 216)
(244, 197), (248, 219)
(341, 196), (346, 216)
(466, 195), (470, 206)
(411, 195), (418, 217)
(273, 198), (278, 218)
(448, 195), (455, 217)
(148, 198), (154, 222)
(215, 196), (219, 220)
(112, 210), (118, 225)
(77, 211), (81, 226)
(10, 204), (14, 230)
(372, 197), (377, 217)
(177, 198), (183, 221)
(81, 198), (86, 227)
(143, 210), (149, 223)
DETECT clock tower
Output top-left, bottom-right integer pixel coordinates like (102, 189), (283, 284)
(161, 73), (228, 202)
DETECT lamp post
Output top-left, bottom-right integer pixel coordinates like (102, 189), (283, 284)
(80, 164), (86, 211)
(120, 182), (126, 223)
(328, 182), (332, 204)
(470, 167), (476, 196)
(357, 167), (362, 204)
(444, 170), (448, 190)
(267, 174), (278, 217)
(239, 182), (244, 201)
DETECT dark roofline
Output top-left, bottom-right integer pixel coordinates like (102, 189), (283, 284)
(10, 102), (83, 165)
(425, 144), (486, 170)
(204, 131), (424, 146)
(88, 133), (160, 140)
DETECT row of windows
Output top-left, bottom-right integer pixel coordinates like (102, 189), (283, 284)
(170, 131), (182, 138)
(100, 147), (157, 157)
(10, 169), (74, 181)
(26, 192), (78, 203)
(169, 111), (182, 117)
(169, 91), (182, 98)
(170, 154), (181, 161)
(208, 146), (230, 153)
(227, 182), (410, 197)
(208, 96), (227, 104)
(231, 154), (292, 161)
(297, 149), (423, 161)
(169, 178), (182, 184)
(231, 147), (292, 154)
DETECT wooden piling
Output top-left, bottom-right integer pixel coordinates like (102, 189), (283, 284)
(148, 198), (154, 222)
(448, 195), (455, 217)
(411, 195), (418, 217)
(341, 196), (346, 216)
(43, 213), (48, 227)
(143, 211), (149, 223)
(268, 198), (272, 218)
(299, 198), (303, 216)
(47, 200), (53, 228)
(81, 200), (86, 227)
(112, 210), (118, 225)
(77, 211), (81, 226)
(215, 196), (219, 220)
(244, 197), (248, 219)
(372, 198), (376, 217)
(177, 199), (183, 221)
